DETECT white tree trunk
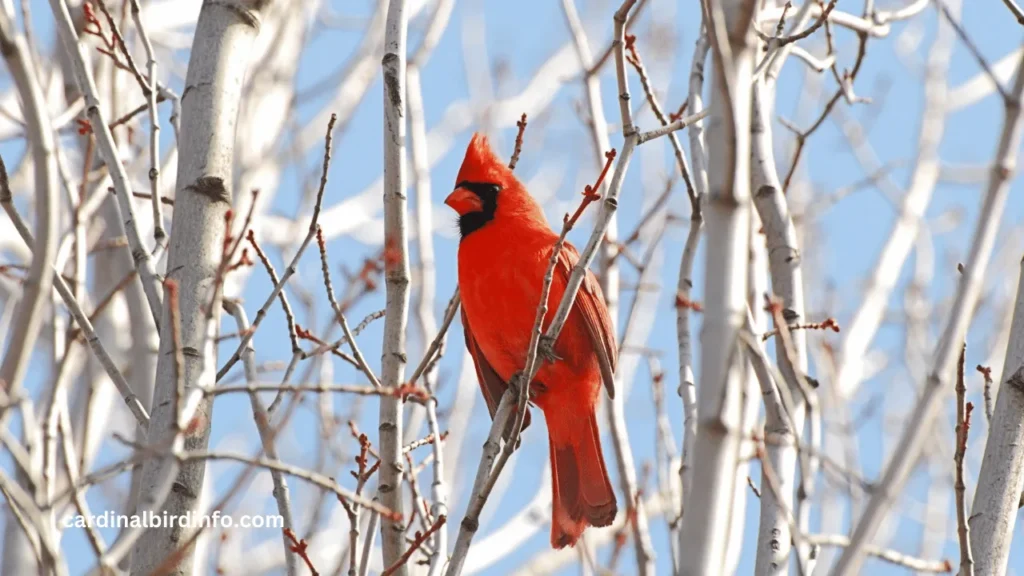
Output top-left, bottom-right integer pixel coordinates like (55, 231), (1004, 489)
(131, 2), (266, 574)
(380, 0), (411, 571)
(968, 254), (1024, 572)
(751, 78), (809, 576)
(677, 1), (757, 573)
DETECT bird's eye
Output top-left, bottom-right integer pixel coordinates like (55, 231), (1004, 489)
(484, 184), (501, 196)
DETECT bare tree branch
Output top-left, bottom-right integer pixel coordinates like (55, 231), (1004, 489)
(836, 41), (1024, 576)
(48, 0), (164, 330)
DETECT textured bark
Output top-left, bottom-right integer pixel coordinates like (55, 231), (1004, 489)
(380, 0), (411, 571)
(969, 262), (1024, 574)
(677, 0), (757, 573)
(677, 28), (709, 539)
(130, 2), (266, 574)
(751, 79), (809, 576)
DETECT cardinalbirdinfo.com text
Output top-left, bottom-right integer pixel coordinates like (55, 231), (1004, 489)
(62, 511), (283, 529)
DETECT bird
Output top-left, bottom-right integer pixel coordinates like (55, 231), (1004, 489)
(445, 133), (618, 548)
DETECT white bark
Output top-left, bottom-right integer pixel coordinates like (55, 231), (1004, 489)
(677, 28), (710, 536)
(835, 43), (1024, 576)
(750, 78), (809, 575)
(406, 6), (455, 569)
(677, 0), (757, 573)
(380, 0), (410, 571)
(48, 0), (164, 330)
(969, 261), (1024, 573)
(131, 2), (266, 574)
(966, 256), (1024, 573)
(0, 10), (59, 575)
(731, 207), (765, 575)
(0, 0), (57, 416)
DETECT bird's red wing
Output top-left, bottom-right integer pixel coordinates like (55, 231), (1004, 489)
(460, 307), (531, 438)
(557, 243), (618, 399)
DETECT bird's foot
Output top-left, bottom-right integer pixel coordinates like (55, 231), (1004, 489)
(538, 336), (561, 364)
(509, 372), (528, 396)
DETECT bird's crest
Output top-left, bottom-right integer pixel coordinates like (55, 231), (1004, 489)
(456, 133), (512, 186)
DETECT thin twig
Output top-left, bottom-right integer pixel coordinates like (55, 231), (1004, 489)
(283, 528), (319, 576)
(933, 0), (1011, 103)
(246, 230), (300, 353)
(382, 515), (447, 576)
(635, 109), (712, 145)
(217, 113), (337, 381)
(762, 317), (840, 341)
(508, 113), (528, 171)
(759, 0), (836, 48)
(48, 0), (164, 329)
(316, 225), (382, 388)
(179, 450), (399, 518)
(805, 534), (951, 572)
(223, 300), (299, 575)
(976, 364), (994, 422)
(954, 344), (974, 576)
(210, 383), (421, 398)
(623, 35), (698, 214)
(999, 0), (1024, 25)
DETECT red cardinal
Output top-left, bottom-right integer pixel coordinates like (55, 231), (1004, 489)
(445, 133), (618, 548)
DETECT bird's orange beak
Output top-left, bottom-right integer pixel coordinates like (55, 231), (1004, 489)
(444, 187), (483, 215)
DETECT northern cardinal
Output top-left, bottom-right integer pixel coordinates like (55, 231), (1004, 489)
(445, 133), (618, 548)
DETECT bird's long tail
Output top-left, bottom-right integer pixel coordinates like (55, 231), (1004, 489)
(546, 406), (617, 548)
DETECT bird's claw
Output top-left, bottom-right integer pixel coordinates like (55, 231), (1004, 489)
(510, 372), (528, 395)
(538, 336), (561, 364)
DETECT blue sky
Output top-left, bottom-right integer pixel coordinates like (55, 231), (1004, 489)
(4, 0), (1024, 574)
